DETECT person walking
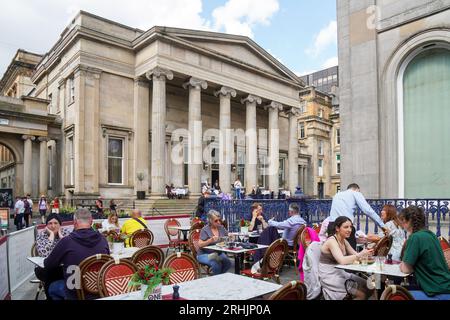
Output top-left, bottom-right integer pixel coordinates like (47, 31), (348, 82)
(24, 194), (33, 228)
(234, 178), (242, 200)
(14, 196), (25, 230)
(38, 195), (50, 224)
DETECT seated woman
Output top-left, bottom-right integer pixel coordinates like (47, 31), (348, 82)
(34, 214), (70, 299)
(319, 216), (375, 300)
(366, 204), (405, 260)
(197, 210), (232, 275)
(102, 211), (120, 232)
(399, 206), (450, 300)
(248, 203), (268, 232)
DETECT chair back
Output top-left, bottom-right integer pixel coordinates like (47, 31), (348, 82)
(164, 219), (181, 241)
(312, 224), (321, 234)
(443, 248), (450, 270)
(380, 285), (414, 300)
(77, 254), (112, 300)
(31, 243), (38, 257)
(130, 229), (154, 248)
(188, 229), (202, 257)
(190, 221), (205, 232)
(162, 252), (199, 284)
(292, 225), (306, 253)
(439, 236), (450, 251)
(373, 235), (393, 257)
(268, 280), (307, 300)
(191, 217), (202, 226)
(131, 246), (164, 269)
(97, 259), (138, 297)
(260, 239), (289, 277)
(300, 227), (313, 250)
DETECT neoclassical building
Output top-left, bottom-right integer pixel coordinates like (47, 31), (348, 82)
(337, 0), (450, 198)
(0, 11), (306, 200)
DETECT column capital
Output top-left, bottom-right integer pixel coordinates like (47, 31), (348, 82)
(241, 94), (262, 105)
(37, 136), (49, 143)
(134, 76), (150, 87)
(182, 77), (208, 90)
(214, 86), (236, 98)
(285, 107), (301, 117)
(21, 135), (36, 141)
(264, 101), (283, 112)
(145, 67), (174, 82)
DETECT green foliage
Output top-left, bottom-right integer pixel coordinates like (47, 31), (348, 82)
(129, 264), (173, 299)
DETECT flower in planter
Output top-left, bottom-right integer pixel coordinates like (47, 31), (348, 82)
(239, 218), (251, 227)
(104, 231), (128, 243)
(129, 264), (173, 299)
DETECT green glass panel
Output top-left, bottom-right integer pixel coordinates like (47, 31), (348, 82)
(404, 49), (450, 198)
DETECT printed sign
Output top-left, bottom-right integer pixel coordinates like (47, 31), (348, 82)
(0, 208), (8, 228)
(0, 189), (13, 208)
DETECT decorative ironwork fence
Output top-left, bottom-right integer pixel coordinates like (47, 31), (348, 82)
(204, 198), (449, 237)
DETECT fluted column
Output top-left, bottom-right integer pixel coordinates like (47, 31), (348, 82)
(146, 67), (173, 197)
(265, 102), (283, 193)
(242, 94), (262, 191)
(183, 77), (208, 196)
(22, 135), (35, 195)
(38, 137), (49, 195)
(215, 87), (236, 194)
(287, 108), (301, 193)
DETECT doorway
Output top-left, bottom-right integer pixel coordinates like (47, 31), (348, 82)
(211, 170), (219, 188)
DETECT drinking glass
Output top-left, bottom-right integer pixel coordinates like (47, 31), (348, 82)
(377, 256), (386, 271)
(361, 254), (368, 266)
(257, 225), (263, 234)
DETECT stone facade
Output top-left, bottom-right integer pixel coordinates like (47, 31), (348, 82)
(298, 87), (341, 198)
(337, 0), (450, 198)
(0, 11), (306, 200)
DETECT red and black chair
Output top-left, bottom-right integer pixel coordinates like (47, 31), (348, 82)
(131, 245), (165, 269)
(77, 254), (112, 300)
(130, 229), (154, 248)
(380, 285), (415, 300)
(162, 252), (200, 284)
(268, 280), (307, 300)
(164, 218), (189, 255)
(97, 259), (138, 297)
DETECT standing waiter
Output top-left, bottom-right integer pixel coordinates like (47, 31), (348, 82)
(328, 183), (386, 249)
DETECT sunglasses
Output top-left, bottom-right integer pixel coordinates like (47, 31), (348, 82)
(213, 219), (221, 223)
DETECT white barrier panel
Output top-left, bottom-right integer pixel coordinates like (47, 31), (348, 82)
(7, 227), (35, 292)
(0, 236), (9, 300)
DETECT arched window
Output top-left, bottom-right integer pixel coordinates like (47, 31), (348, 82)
(402, 47), (450, 198)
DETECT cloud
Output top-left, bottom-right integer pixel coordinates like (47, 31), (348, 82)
(306, 20), (337, 57)
(322, 56), (338, 68)
(212, 0), (279, 38)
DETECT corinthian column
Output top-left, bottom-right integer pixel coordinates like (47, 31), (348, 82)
(242, 94), (262, 191)
(22, 135), (35, 196)
(264, 101), (283, 193)
(183, 77), (208, 196)
(215, 86), (236, 194)
(146, 67), (174, 197)
(38, 137), (49, 196)
(286, 108), (301, 193)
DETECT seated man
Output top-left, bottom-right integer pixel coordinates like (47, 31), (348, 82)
(399, 206), (450, 300)
(44, 208), (110, 300)
(268, 203), (306, 248)
(120, 209), (148, 247)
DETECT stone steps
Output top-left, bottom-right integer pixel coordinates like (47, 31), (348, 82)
(123, 199), (198, 216)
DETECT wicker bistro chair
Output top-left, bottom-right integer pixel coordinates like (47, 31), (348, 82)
(164, 218), (189, 254)
(241, 239), (289, 284)
(77, 254), (113, 300)
(188, 229), (212, 275)
(380, 285), (415, 300)
(191, 217), (203, 226)
(300, 227), (314, 250)
(131, 246), (165, 269)
(162, 252), (200, 285)
(373, 235), (393, 257)
(130, 229), (154, 248)
(97, 259), (138, 298)
(444, 248), (450, 270)
(439, 236), (450, 251)
(268, 280), (308, 300)
(30, 243), (44, 300)
(284, 225), (306, 274)
(190, 221), (205, 232)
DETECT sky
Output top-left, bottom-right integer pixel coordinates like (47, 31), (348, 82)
(0, 0), (337, 79)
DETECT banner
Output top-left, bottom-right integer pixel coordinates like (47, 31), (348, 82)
(0, 189), (14, 208)
(0, 208), (9, 228)
(7, 227), (35, 292)
(0, 236), (9, 300)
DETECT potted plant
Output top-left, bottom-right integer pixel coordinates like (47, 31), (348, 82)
(239, 218), (251, 234)
(129, 264), (173, 300)
(136, 172), (146, 200)
(105, 231), (127, 253)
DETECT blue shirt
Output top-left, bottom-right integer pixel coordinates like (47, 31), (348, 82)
(329, 189), (385, 228)
(268, 215), (306, 246)
(198, 224), (228, 255)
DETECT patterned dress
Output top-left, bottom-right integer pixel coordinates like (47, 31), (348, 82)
(36, 229), (71, 258)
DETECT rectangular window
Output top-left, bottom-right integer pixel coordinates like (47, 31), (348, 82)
(68, 136), (74, 186)
(318, 141), (324, 155)
(69, 77), (75, 103)
(48, 146), (52, 189)
(279, 158), (285, 188)
(237, 147), (245, 184)
(108, 137), (124, 184)
(318, 108), (324, 118)
(318, 78), (323, 86)
(300, 101), (306, 113)
(258, 152), (268, 188)
(48, 93), (53, 113)
(318, 159), (323, 177)
(336, 128), (341, 145)
(183, 143), (189, 186)
(336, 154), (341, 174)
(299, 123), (305, 139)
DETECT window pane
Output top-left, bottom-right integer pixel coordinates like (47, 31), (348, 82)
(108, 139), (123, 157)
(108, 158), (122, 184)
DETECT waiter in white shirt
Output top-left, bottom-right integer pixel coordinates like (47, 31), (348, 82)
(328, 183), (386, 249)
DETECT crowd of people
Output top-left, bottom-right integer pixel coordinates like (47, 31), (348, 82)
(13, 194), (60, 230)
